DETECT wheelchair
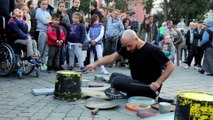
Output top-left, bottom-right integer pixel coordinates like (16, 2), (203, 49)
(0, 16), (40, 78)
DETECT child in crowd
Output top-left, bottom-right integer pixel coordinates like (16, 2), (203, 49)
(162, 44), (171, 57)
(35, 0), (52, 70)
(17, 3), (31, 32)
(47, 13), (65, 73)
(87, 14), (109, 74)
(67, 12), (86, 73)
(159, 35), (176, 62)
(8, 8), (39, 64)
(57, 1), (70, 26)
(57, 1), (71, 70)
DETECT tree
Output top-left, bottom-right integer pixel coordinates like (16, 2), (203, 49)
(115, 0), (127, 12)
(164, 0), (210, 24)
(143, 0), (153, 14)
(80, 0), (90, 14)
(163, 0), (168, 21)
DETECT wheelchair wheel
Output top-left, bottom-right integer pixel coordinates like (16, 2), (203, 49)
(0, 43), (15, 76)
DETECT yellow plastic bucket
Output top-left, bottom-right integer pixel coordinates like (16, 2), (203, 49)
(174, 92), (213, 120)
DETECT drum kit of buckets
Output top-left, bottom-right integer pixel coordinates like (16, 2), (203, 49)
(32, 70), (213, 119)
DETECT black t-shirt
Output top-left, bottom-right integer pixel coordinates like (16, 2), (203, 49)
(117, 42), (169, 84)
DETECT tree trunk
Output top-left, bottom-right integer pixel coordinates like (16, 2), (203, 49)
(163, 0), (168, 21)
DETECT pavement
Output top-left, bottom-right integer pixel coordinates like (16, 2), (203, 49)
(0, 63), (213, 120)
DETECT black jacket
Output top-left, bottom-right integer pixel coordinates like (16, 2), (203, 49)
(90, 9), (104, 23)
(66, 7), (84, 24)
(186, 28), (204, 47)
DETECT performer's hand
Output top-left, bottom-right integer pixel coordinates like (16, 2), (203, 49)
(150, 82), (161, 91)
(86, 63), (96, 71)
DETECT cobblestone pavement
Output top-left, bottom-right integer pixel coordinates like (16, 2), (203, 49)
(0, 63), (212, 120)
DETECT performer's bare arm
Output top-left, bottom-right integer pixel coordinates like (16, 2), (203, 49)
(150, 60), (175, 91)
(86, 52), (122, 71)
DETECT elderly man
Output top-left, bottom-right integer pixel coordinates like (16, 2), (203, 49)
(104, 9), (125, 67)
(199, 19), (213, 75)
(86, 29), (175, 99)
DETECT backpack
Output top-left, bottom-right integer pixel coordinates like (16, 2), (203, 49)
(202, 29), (213, 49)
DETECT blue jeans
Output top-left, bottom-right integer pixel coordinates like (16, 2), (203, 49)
(68, 43), (85, 68)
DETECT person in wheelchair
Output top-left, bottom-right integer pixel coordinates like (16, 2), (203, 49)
(7, 8), (39, 65)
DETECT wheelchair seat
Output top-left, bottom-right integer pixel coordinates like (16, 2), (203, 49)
(13, 43), (27, 52)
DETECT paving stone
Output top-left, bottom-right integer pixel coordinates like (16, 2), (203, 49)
(30, 112), (49, 119)
(53, 105), (73, 113)
(2, 113), (17, 118)
(12, 117), (30, 120)
(18, 112), (35, 117)
(45, 113), (66, 120)
(64, 117), (78, 120)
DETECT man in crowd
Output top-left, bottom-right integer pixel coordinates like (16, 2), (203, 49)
(66, 0), (83, 24)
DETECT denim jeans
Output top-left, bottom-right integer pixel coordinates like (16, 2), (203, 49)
(68, 43), (85, 68)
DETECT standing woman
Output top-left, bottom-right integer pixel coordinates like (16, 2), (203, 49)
(35, 0), (52, 70)
(139, 17), (150, 42)
(123, 18), (131, 30)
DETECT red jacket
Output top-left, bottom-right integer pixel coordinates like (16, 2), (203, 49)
(47, 23), (65, 46)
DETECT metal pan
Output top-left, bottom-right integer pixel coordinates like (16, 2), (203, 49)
(85, 98), (118, 115)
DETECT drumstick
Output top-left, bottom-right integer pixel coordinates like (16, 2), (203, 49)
(91, 108), (99, 115)
(130, 83), (159, 95)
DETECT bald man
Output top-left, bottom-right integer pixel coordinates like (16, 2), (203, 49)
(86, 30), (175, 99)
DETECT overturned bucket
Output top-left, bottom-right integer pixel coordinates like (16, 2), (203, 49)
(54, 71), (82, 101)
(174, 91), (213, 120)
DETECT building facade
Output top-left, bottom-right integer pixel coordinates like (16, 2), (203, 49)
(126, 0), (145, 23)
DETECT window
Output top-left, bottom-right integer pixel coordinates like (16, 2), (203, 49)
(51, 0), (70, 8)
(65, 0), (70, 8)
(52, 0), (58, 6)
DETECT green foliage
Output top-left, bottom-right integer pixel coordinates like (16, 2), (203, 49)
(105, 0), (111, 3)
(166, 0), (210, 24)
(80, 0), (90, 14)
(115, 0), (127, 12)
(143, 0), (153, 14)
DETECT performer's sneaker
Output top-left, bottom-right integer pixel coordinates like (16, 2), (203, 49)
(104, 87), (126, 99)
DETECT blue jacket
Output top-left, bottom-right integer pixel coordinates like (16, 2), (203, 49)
(67, 23), (86, 43)
(88, 23), (103, 44)
(7, 17), (28, 41)
(201, 27), (213, 47)
(105, 17), (124, 38)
